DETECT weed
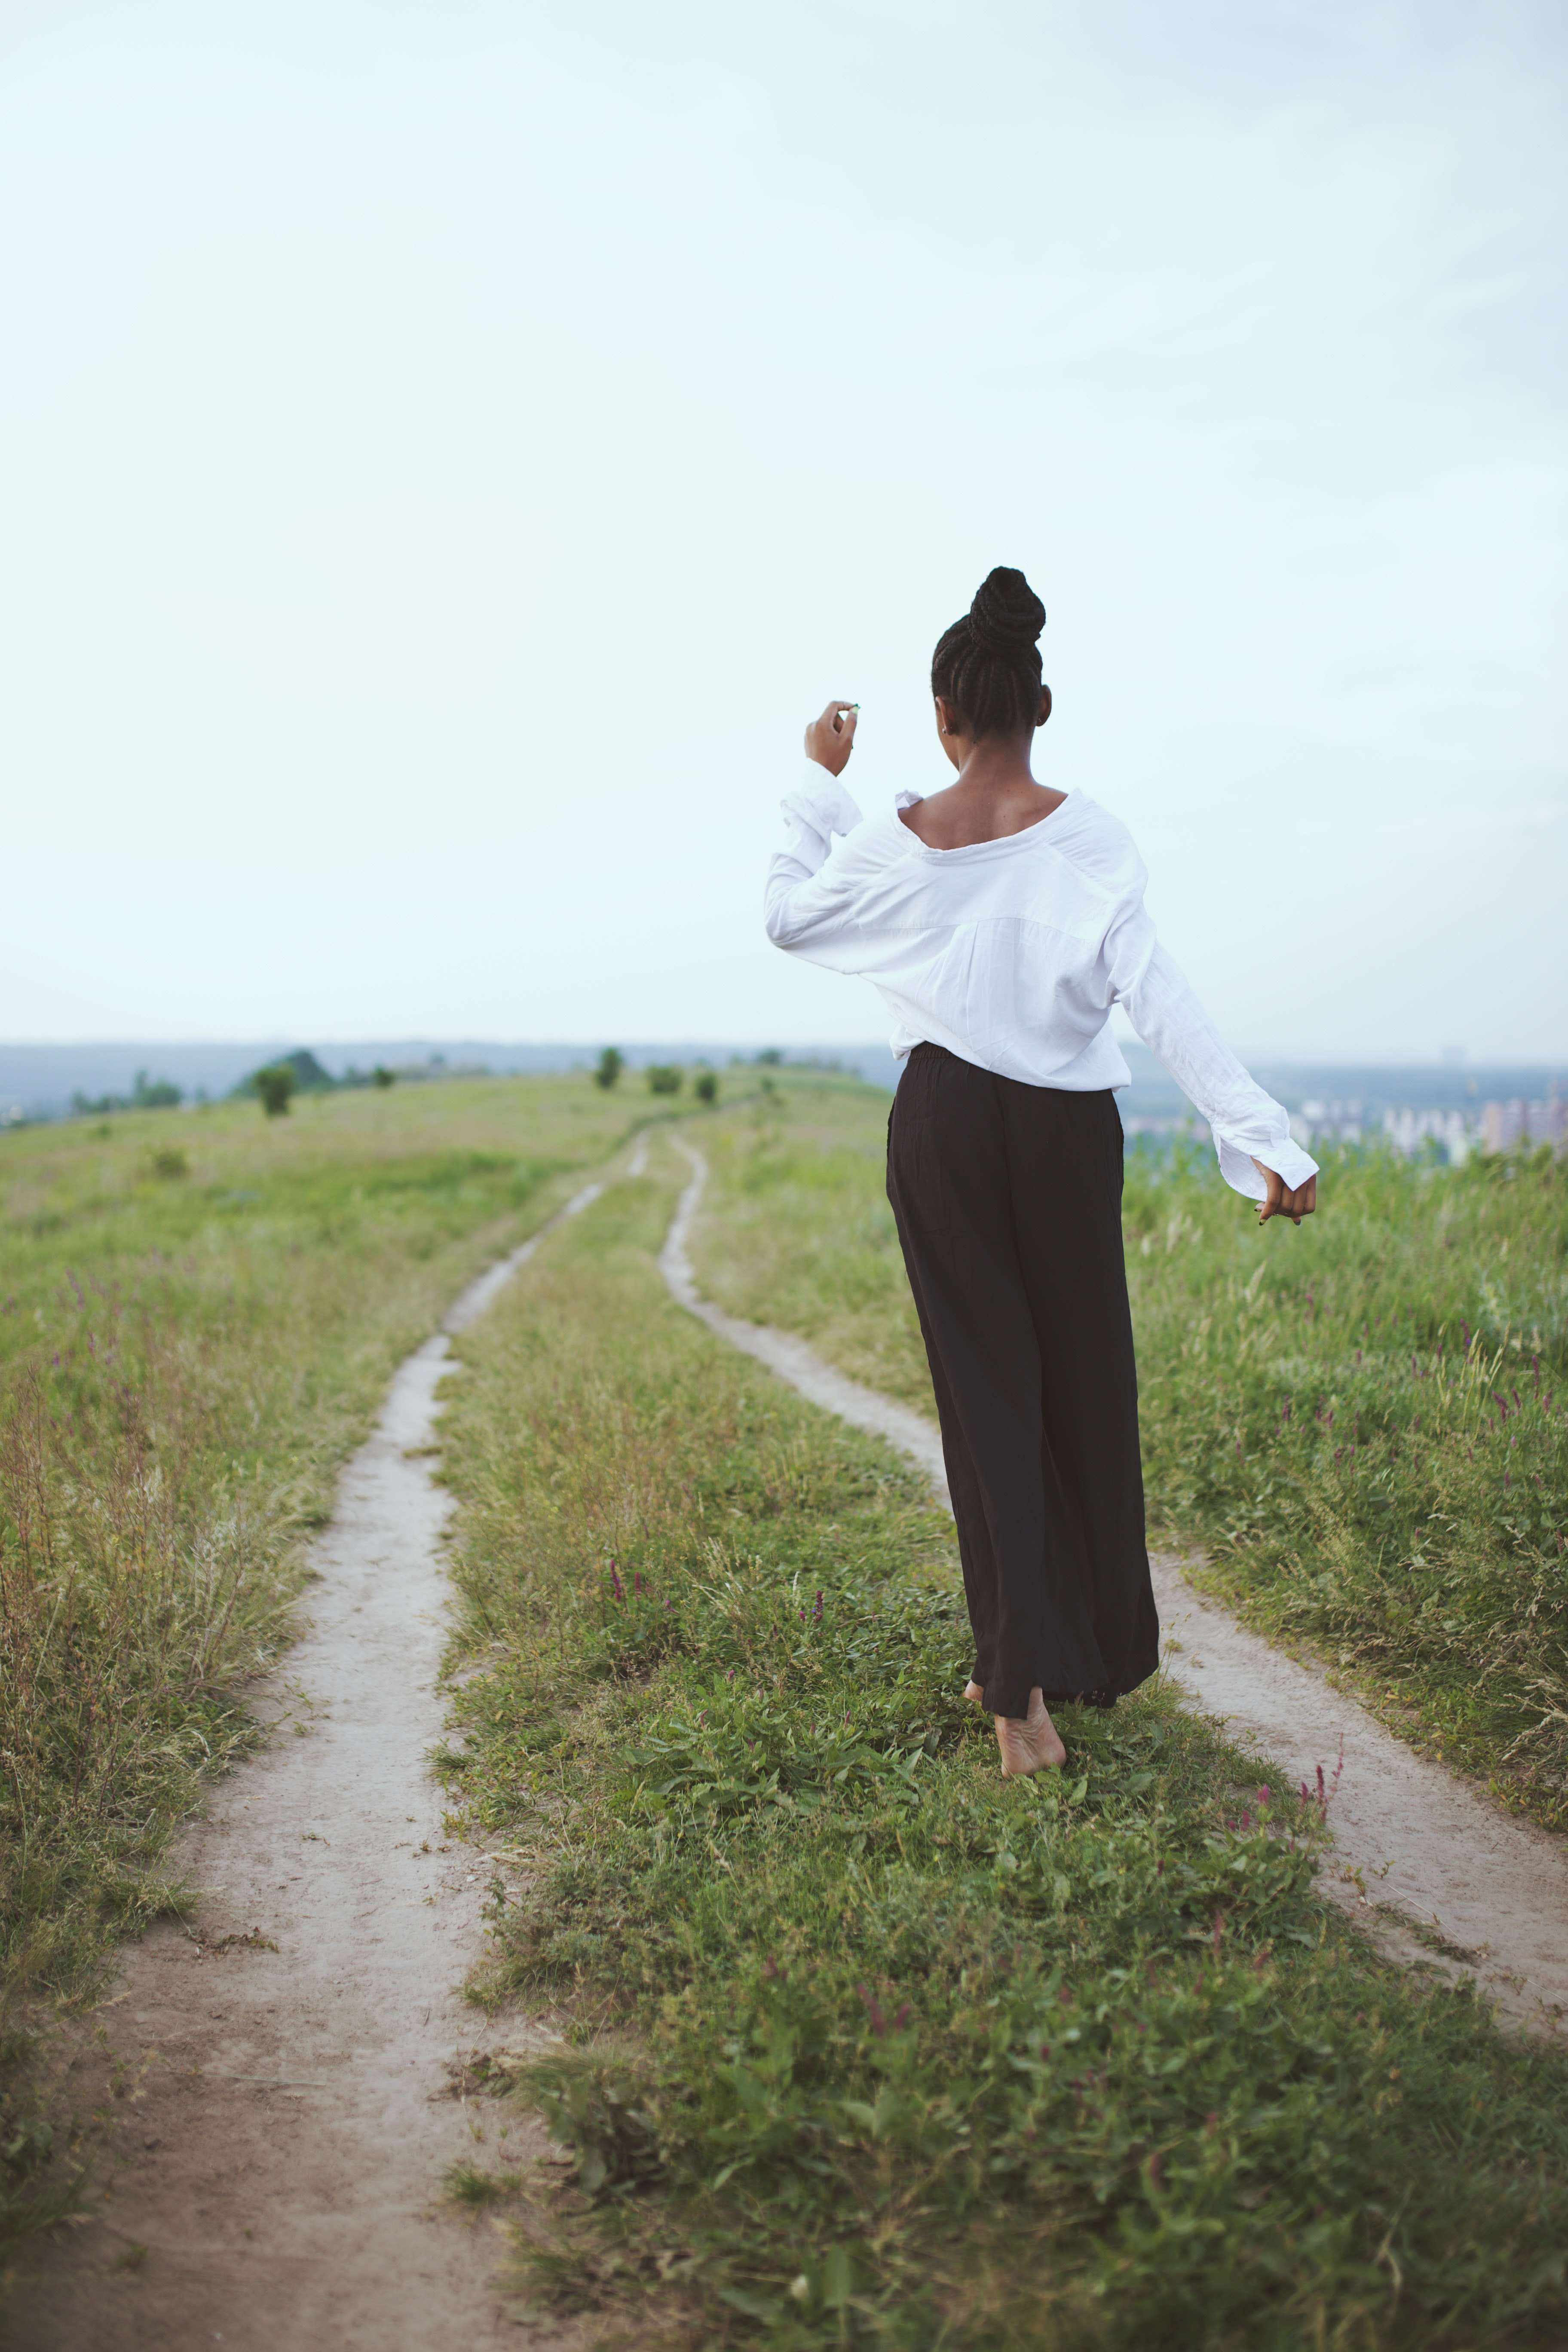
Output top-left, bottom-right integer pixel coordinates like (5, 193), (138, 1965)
(445, 2160), (525, 2207)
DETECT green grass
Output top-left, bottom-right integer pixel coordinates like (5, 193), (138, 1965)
(0, 1073), (655, 2261)
(688, 1078), (1568, 1830)
(436, 1130), (1568, 2350)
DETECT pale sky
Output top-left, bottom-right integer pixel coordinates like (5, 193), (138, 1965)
(3, 0), (1564, 1061)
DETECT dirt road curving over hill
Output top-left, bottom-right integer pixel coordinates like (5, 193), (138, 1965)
(661, 1136), (1568, 2038)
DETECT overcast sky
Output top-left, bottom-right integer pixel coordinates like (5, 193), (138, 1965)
(3, 0), (1564, 1061)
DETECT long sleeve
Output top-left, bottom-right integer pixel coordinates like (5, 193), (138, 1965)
(763, 766), (866, 952)
(1106, 904), (1317, 1201)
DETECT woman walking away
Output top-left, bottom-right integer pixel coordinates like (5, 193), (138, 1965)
(763, 566), (1318, 1779)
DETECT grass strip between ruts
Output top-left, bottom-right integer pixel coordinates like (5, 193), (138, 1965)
(437, 1137), (1568, 2352)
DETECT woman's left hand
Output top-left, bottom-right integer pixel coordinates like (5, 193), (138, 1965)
(1253, 1161), (1318, 1225)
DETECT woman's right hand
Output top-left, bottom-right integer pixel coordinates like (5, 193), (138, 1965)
(804, 701), (858, 776)
(1253, 1160), (1318, 1225)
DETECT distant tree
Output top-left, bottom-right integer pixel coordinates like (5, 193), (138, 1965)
(647, 1065), (683, 1096)
(756, 1049), (784, 1066)
(373, 1065), (395, 1089)
(594, 1047), (624, 1091)
(233, 1048), (336, 1105)
(255, 1064), (295, 1118)
(71, 1069), (182, 1115)
(694, 1071), (718, 1105)
(282, 1049), (335, 1093)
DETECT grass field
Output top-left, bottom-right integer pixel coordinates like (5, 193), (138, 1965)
(688, 1075), (1568, 1831)
(9, 1067), (1567, 2342)
(435, 1113), (1568, 2350)
(0, 1074), (655, 2257)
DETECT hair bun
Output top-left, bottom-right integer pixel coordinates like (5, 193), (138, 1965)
(968, 566), (1045, 656)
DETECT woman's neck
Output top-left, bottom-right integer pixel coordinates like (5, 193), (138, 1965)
(900, 738), (1066, 850)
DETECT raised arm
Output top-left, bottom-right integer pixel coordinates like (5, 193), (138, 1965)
(1107, 906), (1319, 1223)
(763, 701), (865, 950)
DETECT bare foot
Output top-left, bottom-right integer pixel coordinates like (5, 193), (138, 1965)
(963, 1679), (985, 1705)
(995, 1688), (1066, 1778)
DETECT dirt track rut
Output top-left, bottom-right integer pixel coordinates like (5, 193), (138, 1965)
(9, 1193), (605, 2352)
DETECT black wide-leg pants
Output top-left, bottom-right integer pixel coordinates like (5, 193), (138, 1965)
(886, 1043), (1159, 1719)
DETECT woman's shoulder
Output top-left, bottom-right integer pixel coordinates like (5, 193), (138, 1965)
(1045, 796), (1148, 895)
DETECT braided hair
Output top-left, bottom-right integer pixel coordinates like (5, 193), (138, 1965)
(931, 567), (1046, 740)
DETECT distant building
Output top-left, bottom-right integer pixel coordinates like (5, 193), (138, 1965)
(1382, 1107), (1476, 1163)
(1482, 1096), (1567, 1154)
(1289, 1100), (1366, 1149)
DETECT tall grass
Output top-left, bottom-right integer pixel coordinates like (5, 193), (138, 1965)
(688, 1081), (1568, 1828)
(436, 1139), (1568, 2350)
(0, 1076), (647, 2260)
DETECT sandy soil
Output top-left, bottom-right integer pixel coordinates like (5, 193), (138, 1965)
(665, 1139), (1568, 2037)
(9, 1187), (606, 2352)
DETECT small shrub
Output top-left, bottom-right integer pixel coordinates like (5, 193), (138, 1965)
(254, 1065), (295, 1118)
(594, 1047), (624, 1092)
(646, 1065), (682, 1097)
(694, 1072), (718, 1106)
(148, 1147), (189, 1181)
(373, 1065), (395, 1090)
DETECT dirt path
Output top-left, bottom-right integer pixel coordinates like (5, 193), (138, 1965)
(11, 1187), (608, 2352)
(663, 1139), (1568, 2037)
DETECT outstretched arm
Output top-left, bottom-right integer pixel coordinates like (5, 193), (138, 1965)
(1108, 910), (1320, 1219)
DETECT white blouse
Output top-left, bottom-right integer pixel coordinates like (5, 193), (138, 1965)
(764, 766), (1318, 1202)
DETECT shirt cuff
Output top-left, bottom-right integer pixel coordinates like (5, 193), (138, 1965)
(781, 766), (863, 842)
(1214, 1133), (1320, 1199)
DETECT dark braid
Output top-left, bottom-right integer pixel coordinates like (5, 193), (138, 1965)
(931, 566), (1046, 739)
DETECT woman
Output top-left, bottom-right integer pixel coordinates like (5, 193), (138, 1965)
(763, 566), (1318, 1778)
